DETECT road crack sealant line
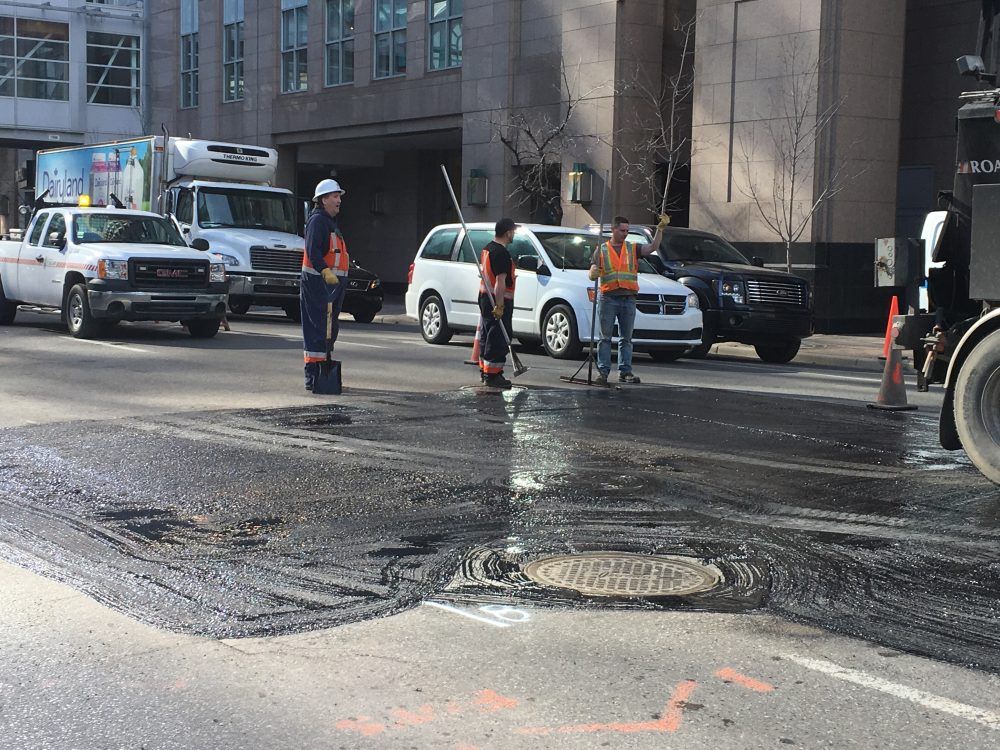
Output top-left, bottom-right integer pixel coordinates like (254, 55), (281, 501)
(0, 389), (997, 668)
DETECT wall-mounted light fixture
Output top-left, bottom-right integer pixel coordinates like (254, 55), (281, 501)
(467, 168), (488, 206)
(567, 162), (593, 203)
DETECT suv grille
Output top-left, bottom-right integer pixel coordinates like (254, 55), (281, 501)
(746, 279), (806, 306)
(250, 246), (302, 273)
(636, 293), (688, 315)
(130, 259), (209, 289)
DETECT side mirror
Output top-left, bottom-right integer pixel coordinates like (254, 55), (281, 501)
(751, 256), (765, 267)
(191, 238), (210, 251)
(516, 255), (539, 272)
(536, 264), (552, 277)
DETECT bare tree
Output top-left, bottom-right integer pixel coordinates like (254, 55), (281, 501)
(617, 14), (698, 220)
(738, 39), (856, 273)
(491, 61), (606, 226)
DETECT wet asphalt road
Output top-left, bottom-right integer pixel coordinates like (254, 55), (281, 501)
(1, 309), (998, 749)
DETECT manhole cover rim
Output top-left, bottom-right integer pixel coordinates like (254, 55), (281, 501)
(522, 551), (724, 598)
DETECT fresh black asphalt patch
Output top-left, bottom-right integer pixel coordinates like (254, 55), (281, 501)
(0, 386), (997, 671)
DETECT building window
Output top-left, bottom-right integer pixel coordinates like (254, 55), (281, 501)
(223, 0), (245, 101)
(428, 0), (460, 70)
(374, 0), (406, 79)
(0, 17), (70, 101)
(87, 32), (141, 106)
(281, 0), (308, 93)
(179, 0), (198, 108)
(325, 0), (355, 86)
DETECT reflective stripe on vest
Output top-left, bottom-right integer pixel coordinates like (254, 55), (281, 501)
(599, 241), (639, 294)
(479, 247), (516, 299)
(302, 231), (350, 276)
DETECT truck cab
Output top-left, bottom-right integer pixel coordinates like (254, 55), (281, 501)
(169, 180), (303, 318)
(0, 206), (228, 338)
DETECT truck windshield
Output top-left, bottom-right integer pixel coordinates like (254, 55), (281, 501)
(73, 214), (187, 246)
(197, 188), (297, 233)
(534, 232), (659, 274)
(660, 233), (750, 265)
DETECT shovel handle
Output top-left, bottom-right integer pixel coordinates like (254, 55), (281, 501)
(326, 301), (334, 353)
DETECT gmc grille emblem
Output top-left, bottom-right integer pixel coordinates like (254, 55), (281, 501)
(156, 269), (188, 278)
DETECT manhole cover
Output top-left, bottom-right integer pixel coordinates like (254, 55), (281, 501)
(522, 552), (723, 598)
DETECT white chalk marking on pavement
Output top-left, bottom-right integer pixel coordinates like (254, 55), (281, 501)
(65, 338), (149, 354)
(780, 652), (1000, 730)
(422, 600), (511, 628)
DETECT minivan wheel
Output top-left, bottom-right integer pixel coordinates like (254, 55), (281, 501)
(684, 316), (715, 359)
(542, 304), (581, 359)
(754, 339), (801, 364)
(420, 294), (452, 344)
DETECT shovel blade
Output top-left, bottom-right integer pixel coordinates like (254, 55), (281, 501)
(313, 359), (342, 395)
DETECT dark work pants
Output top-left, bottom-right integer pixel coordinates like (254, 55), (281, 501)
(301, 271), (346, 363)
(478, 293), (513, 376)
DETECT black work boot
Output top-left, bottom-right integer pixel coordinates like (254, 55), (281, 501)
(304, 362), (319, 391)
(485, 372), (513, 389)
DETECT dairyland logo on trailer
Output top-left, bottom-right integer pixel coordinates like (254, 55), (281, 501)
(958, 160), (1000, 174)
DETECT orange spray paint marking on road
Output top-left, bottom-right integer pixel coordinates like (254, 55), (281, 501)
(715, 667), (775, 693)
(392, 704), (435, 727)
(516, 680), (698, 735)
(472, 689), (519, 713)
(335, 716), (386, 737)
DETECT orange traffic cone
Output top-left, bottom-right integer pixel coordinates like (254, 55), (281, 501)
(868, 318), (917, 411)
(881, 296), (899, 359)
(465, 320), (481, 366)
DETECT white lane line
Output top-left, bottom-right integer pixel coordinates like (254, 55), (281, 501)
(222, 329), (387, 348)
(65, 338), (149, 354)
(421, 600), (511, 628)
(780, 652), (1000, 730)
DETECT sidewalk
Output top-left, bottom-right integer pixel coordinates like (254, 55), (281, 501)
(374, 296), (890, 374)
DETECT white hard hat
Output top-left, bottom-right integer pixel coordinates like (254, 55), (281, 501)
(313, 178), (345, 200)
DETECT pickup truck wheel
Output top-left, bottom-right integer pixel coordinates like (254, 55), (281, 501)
(66, 284), (101, 339)
(420, 294), (452, 344)
(352, 308), (377, 324)
(954, 328), (1000, 484)
(542, 304), (582, 359)
(754, 339), (801, 364)
(283, 303), (302, 323)
(0, 281), (16, 324)
(186, 319), (222, 338)
(228, 300), (251, 316)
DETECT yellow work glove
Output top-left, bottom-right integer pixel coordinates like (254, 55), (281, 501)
(588, 267), (601, 281)
(657, 213), (671, 231)
(321, 268), (339, 286)
(492, 302), (505, 319)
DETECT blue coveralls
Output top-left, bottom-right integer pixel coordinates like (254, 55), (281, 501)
(301, 208), (347, 389)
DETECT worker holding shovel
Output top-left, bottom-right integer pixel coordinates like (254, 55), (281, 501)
(301, 179), (348, 391)
(478, 218), (518, 388)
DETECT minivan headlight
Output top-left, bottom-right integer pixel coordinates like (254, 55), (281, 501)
(686, 292), (699, 310)
(98, 259), (128, 280)
(719, 280), (745, 305)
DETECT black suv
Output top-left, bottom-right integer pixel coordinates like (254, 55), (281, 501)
(589, 224), (813, 363)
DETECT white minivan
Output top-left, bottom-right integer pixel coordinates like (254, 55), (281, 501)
(404, 224), (702, 361)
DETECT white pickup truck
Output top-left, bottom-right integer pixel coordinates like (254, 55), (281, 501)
(0, 206), (228, 338)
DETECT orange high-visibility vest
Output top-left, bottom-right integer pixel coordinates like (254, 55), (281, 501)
(479, 247), (516, 299)
(302, 231), (350, 276)
(598, 241), (639, 294)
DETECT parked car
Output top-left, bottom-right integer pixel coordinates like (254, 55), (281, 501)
(587, 224), (813, 363)
(405, 224), (702, 361)
(229, 259), (384, 324)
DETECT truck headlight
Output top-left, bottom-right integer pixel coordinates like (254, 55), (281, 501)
(210, 263), (227, 283)
(369, 279), (381, 290)
(98, 259), (128, 280)
(212, 253), (240, 267)
(686, 292), (700, 310)
(719, 280), (745, 305)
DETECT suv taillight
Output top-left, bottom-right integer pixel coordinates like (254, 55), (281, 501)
(407, 262), (414, 285)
